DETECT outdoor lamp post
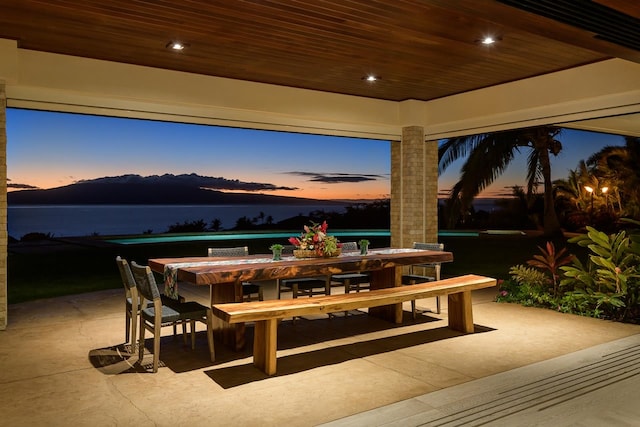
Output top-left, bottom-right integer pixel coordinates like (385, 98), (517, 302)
(601, 186), (609, 211)
(585, 185), (594, 223)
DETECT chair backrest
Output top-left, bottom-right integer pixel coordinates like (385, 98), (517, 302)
(411, 242), (444, 277)
(130, 261), (161, 303)
(281, 245), (296, 255)
(116, 256), (136, 291)
(341, 241), (358, 252)
(413, 242), (444, 252)
(207, 246), (249, 257)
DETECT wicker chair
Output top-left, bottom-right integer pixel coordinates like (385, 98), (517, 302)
(331, 241), (370, 293)
(401, 242), (444, 318)
(207, 246), (263, 301)
(130, 261), (214, 372)
(277, 245), (332, 299)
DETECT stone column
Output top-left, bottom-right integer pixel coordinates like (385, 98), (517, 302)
(390, 126), (438, 248)
(0, 82), (6, 329)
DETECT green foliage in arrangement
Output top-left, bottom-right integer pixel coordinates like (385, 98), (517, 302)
(498, 224), (640, 323)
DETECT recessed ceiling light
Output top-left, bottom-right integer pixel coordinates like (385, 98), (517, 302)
(166, 41), (188, 51)
(477, 36), (501, 45)
(362, 75), (380, 82)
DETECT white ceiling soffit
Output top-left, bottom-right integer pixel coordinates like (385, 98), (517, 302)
(559, 113), (640, 137)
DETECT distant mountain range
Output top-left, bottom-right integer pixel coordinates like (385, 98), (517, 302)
(8, 173), (347, 206)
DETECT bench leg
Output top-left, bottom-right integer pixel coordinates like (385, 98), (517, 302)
(253, 319), (278, 375)
(447, 290), (474, 333)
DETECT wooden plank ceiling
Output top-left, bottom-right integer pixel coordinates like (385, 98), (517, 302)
(0, 0), (639, 102)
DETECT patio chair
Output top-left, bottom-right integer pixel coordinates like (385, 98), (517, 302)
(117, 256), (190, 348)
(401, 242), (444, 318)
(331, 241), (370, 293)
(207, 246), (263, 301)
(130, 261), (214, 373)
(115, 256), (141, 349)
(277, 245), (332, 299)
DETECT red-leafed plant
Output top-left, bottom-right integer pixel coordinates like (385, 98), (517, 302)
(527, 241), (574, 297)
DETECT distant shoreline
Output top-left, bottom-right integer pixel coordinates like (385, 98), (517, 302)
(7, 203), (353, 239)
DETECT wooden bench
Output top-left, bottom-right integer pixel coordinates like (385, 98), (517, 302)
(212, 274), (496, 375)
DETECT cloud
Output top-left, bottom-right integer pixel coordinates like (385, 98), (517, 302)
(195, 177), (298, 192)
(7, 182), (39, 189)
(286, 171), (387, 184)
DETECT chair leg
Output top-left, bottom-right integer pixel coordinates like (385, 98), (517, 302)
(207, 309), (215, 362)
(138, 317), (145, 363)
(125, 309), (131, 345)
(190, 319), (196, 350)
(153, 321), (161, 373)
(130, 309), (137, 350)
(344, 279), (351, 316)
(182, 321), (188, 345)
(291, 283), (300, 322)
(435, 267), (442, 314)
(409, 279), (417, 319)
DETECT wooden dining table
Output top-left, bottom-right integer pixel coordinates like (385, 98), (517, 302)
(148, 248), (453, 350)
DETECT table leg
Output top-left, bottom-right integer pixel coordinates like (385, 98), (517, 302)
(210, 281), (246, 351)
(367, 266), (403, 323)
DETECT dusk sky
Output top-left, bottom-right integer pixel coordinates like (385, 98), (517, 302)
(6, 108), (625, 201)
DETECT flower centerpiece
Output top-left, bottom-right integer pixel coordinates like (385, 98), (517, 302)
(288, 221), (341, 258)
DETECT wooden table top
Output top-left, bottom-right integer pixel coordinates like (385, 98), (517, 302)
(148, 248), (453, 285)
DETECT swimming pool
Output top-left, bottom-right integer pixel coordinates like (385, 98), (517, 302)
(107, 230), (390, 245)
(104, 229), (499, 245)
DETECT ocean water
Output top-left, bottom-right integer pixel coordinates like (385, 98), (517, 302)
(7, 204), (348, 239)
(8, 199), (504, 239)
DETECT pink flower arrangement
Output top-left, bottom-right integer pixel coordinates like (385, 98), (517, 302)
(288, 221), (340, 256)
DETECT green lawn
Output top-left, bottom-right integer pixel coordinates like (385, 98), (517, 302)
(7, 232), (568, 304)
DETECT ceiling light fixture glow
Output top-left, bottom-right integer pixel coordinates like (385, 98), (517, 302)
(166, 41), (188, 51)
(477, 35), (501, 46)
(363, 75), (380, 82)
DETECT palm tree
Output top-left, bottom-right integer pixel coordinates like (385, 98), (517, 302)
(210, 218), (222, 231)
(553, 161), (606, 230)
(439, 126), (563, 237)
(587, 136), (640, 218)
(553, 161), (591, 212)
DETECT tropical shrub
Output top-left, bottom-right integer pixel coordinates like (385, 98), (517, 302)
(561, 226), (640, 321)
(166, 219), (208, 233)
(526, 241), (574, 297)
(502, 265), (554, 307)
(498, 225), (640, 323)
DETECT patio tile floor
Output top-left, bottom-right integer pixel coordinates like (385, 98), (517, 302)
(1, 283), (639, 426)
